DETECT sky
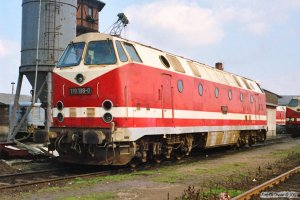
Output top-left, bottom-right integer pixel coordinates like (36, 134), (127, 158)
(0, 0), (300, 95)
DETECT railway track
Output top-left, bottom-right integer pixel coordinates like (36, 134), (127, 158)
(232, 166), (300, 200)
(0, 135), (293, 192)
(0, 167), (119, 191)
(184, 135), (292, 163)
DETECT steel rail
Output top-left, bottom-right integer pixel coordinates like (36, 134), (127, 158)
(0, 168), (70, 179)
(232, 166), (300, 200)
(0, 170), (113, 190)
(0, 135), (292, 192)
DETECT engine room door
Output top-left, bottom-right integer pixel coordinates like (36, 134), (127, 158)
(254, 94), (260, 121)
(161, 74), (173, 127)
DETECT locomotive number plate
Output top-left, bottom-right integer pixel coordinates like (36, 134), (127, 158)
(69, 87), (92, 95)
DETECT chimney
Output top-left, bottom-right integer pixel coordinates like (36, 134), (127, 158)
(215, 62), (223, 70)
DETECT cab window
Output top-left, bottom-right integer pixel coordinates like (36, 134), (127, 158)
(116, 41), (128, 62)
(57, 42), (85, 67)
(85, 40), (117, 65)
(124, 43), (142, 63)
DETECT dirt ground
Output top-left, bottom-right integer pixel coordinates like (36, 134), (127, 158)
(1, 137), (300, 200)
(0, 160), (18, 174)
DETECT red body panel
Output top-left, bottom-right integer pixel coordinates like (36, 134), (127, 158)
(286, 107), (300, 125)
(276, 110), (286, 125)
(52, 63), (267, 129)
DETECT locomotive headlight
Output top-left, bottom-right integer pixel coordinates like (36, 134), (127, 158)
(57, 101), (64, 111)
(57, 113), (64, 122)
(102, 100), (113, 110)
(75, 73), (85, 84)
(103, 113), (113, 123)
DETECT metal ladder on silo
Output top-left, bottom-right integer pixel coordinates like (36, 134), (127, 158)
(44, 0), (60, 65)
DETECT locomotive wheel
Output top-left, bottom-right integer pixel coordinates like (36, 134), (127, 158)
(175, 154), (183, 160)
(153, 155), (163, 164)
(248, 137), (254, 147)
(236, 138), (246, 148)
(236, 139), (241, 148)
(128, 157), (141, 168)
(174, 150), (185, 160)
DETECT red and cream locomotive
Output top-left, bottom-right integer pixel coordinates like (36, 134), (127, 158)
(276, 106), (286, 134)
(286, 97), (300, 137)
(49, 33), (267, 165)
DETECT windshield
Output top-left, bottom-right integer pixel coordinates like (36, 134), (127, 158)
(288, 99), (299, 107)
(84, 40), (116, 65)
(57, 42), (85, 67)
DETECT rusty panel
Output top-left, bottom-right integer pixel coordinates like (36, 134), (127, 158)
(227, 131), (240, 144)
(206, 131), (240, 147)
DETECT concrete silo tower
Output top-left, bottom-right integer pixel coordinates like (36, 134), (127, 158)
(8, 0), (77, 141)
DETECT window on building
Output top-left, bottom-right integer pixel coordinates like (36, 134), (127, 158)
(124, 43), (142, 63)
(116, 41), (128, 62)
(88, 7), (93, 17)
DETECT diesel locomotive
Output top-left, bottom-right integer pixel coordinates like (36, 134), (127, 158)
(48, 33), (267, 165)
(286, 97), (300, 137)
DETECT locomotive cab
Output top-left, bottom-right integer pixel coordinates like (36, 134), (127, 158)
(50, 33), (143, 165)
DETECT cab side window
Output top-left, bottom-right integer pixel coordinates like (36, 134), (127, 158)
(124, 43), (142, 63)
(116, 41), (128, 62)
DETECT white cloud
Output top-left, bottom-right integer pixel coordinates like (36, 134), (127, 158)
(260, 68), (300, 95)
(0, 39), (24, 94)
(125, 0), (225, 50)
(0, 41), (5, 57)
(210, 0), (300, 35)
(0, 39), (19, 58)
(123, 0), (297, 51)
(242, 22), (268, 35)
